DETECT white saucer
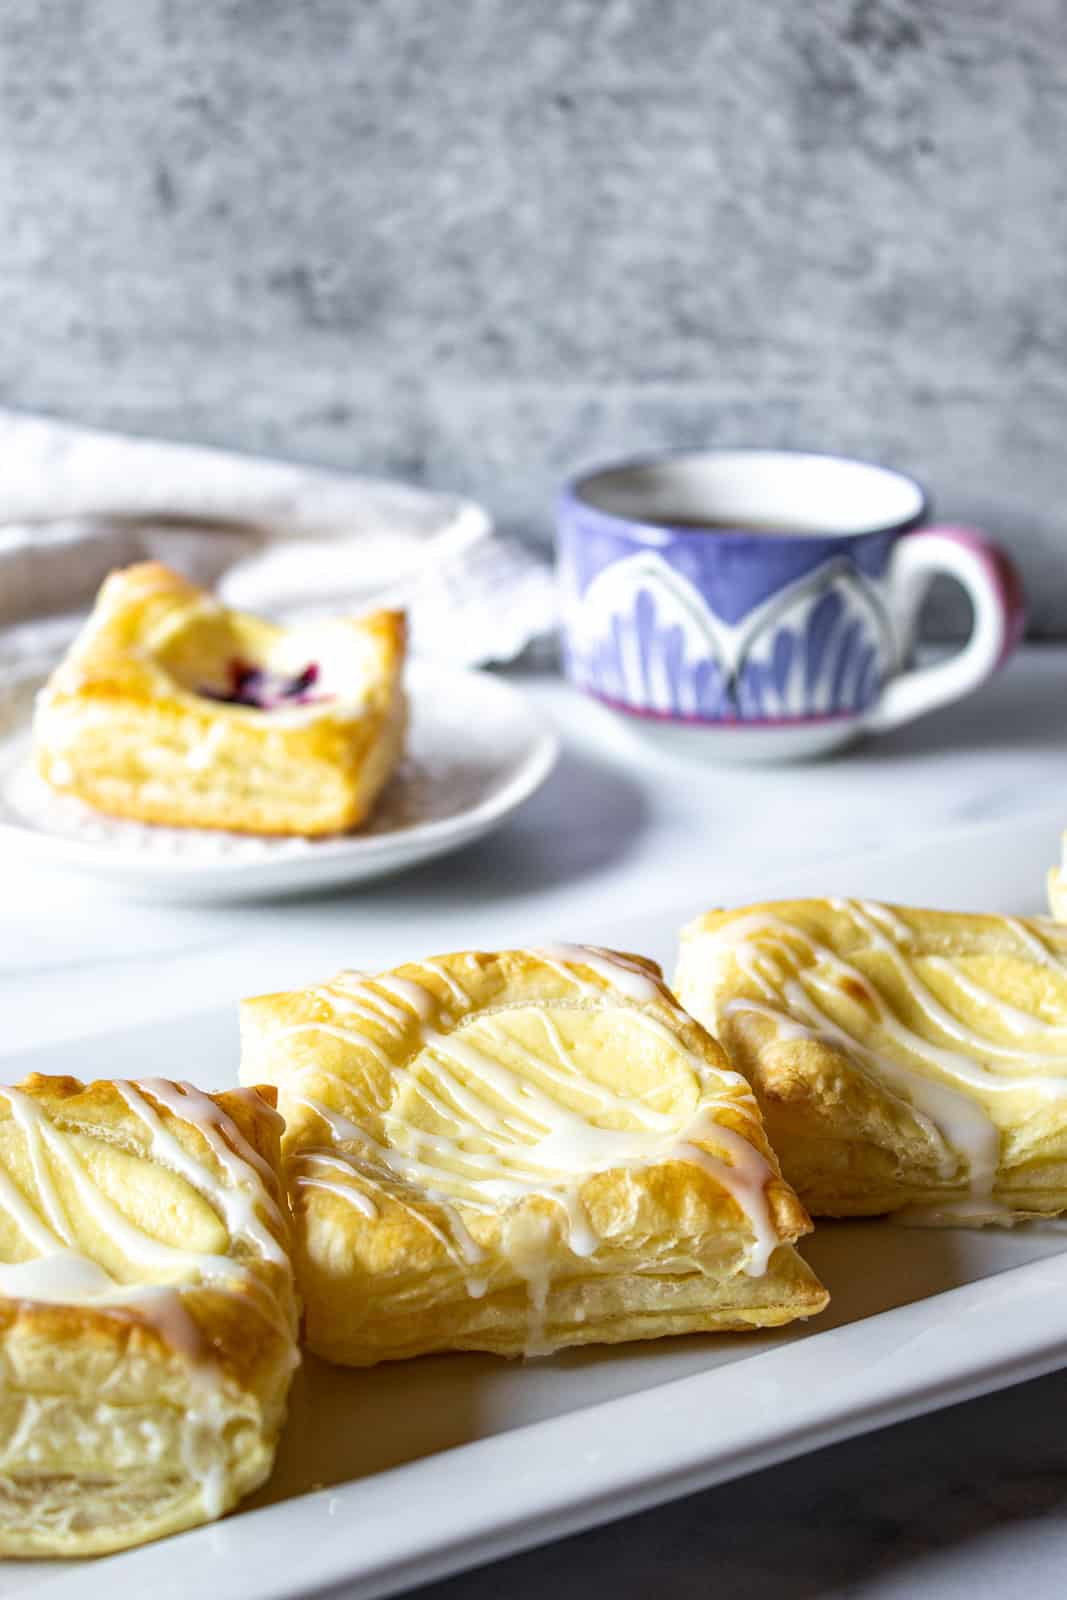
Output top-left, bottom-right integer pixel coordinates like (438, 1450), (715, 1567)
(0, 663), (559, 901)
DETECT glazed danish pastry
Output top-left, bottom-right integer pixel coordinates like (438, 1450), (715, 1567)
(676, 900), (1067, 1225)
(34, 561), (406, 836)
(0, 1073), (298, 1556)
(240, 945), (827, 1367)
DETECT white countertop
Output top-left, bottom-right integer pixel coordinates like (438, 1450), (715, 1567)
(3, 646), (1065, 1061)
(3, 646), (1066, 1598)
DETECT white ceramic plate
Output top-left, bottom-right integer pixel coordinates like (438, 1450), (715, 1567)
(0, 664), (559, 900)
(4, 808), (1067, 1600)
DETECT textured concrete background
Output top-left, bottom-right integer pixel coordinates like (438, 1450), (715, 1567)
(0, 0), (1064, 630)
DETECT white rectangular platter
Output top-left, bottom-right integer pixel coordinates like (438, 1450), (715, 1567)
(4, 806), (1067, 1600)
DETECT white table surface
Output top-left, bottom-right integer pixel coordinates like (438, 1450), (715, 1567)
(2, 646), (1066, 1599)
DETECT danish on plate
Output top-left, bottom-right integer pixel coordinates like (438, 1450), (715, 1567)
(240, 944), (827, 1367)
(0, 1073), (298, 1555)
(34, 561), (406, 836)
(676, 899), (1067, 1225)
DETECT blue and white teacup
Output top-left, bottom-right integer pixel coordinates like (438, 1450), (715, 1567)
(557, 449), (1025, 760)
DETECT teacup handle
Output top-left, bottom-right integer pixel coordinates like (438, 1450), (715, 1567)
(864, 526), (1026, 733)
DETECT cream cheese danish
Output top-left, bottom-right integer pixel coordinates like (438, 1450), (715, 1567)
(0, 1073), (298, 1556)
(240, 944), (827, 1366)
(34, 561), (406, 836)
(676, 900), (1067, 1225)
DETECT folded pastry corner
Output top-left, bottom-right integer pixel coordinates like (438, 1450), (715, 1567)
(240, 944), (827, 1367)
(0, 1072), (298, 1556)
(34, 561), (407, 836)
(676, 899), (1067, 1225)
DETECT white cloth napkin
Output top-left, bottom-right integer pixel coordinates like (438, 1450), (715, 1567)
(0, 411), (558, 677)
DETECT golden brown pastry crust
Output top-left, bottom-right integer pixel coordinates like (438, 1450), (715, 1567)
(34, 561), (407, 836)
(0, 1073), (298, 1557)
(676, 899), (1067, 1224)
(240, 945), (827, 1367)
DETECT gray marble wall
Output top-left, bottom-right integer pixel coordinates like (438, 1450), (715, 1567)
(1, 1), (1065, 630)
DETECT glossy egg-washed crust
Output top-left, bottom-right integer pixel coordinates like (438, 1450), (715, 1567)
(676, 900), (1067, 1221)
(0, 1074), (298, 1557)
(34, 561), (407, 836)
(241, 947), (827, 1367)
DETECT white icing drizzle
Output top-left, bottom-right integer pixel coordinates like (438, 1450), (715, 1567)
(921, 960), (1058, 1037)
(857, 900), (911, 941)
(695, 902), (1067, 1220)
(280, 951), (781, 1322)
(294, 1174), (380, 1218)
(115, 1081), (289, 1272)
(1004, 916), (1067, 972)
(421, 959), (472, 1009)
(275, 1020), (394, 1071)
(534, 943), (665, 1005)
(293, 1152), (379, 1219)
(374, 975), (437, 1020)
(0, 1250), (115, 1302)
(0, 1158), (67, 1258)
(292, 1094), (488, 1273)
(842, 901), (1067, 1072)
(730, 981), (1000, 1194)
(315, 988), (407, 1037)
(333, 979), (411, 1028)
(0, 1080), (291, 1516)
(4, 1093), (77, 1246)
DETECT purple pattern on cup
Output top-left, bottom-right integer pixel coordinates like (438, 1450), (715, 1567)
(805, 590), (840, 699)
(635, 587), (656, 706)
(693, 658), (728, 718)
(566, 570), (885, 721)
(771, 631), (793, 699)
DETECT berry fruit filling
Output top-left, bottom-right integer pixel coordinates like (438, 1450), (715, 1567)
(200, 659), (331, 710)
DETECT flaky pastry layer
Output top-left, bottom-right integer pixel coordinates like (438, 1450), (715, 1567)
(676, 899), (1067, 1224)
(34, 561), (406, 836)
(241, 945), (827, 1366)
(0, 1073), (298, 1556)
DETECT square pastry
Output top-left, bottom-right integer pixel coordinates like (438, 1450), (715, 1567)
(0, 1073), (298, 1556)
(676, 899), (1067, 1225)
(240, 945), (827, 1367)
(34, 561), (407, 836)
